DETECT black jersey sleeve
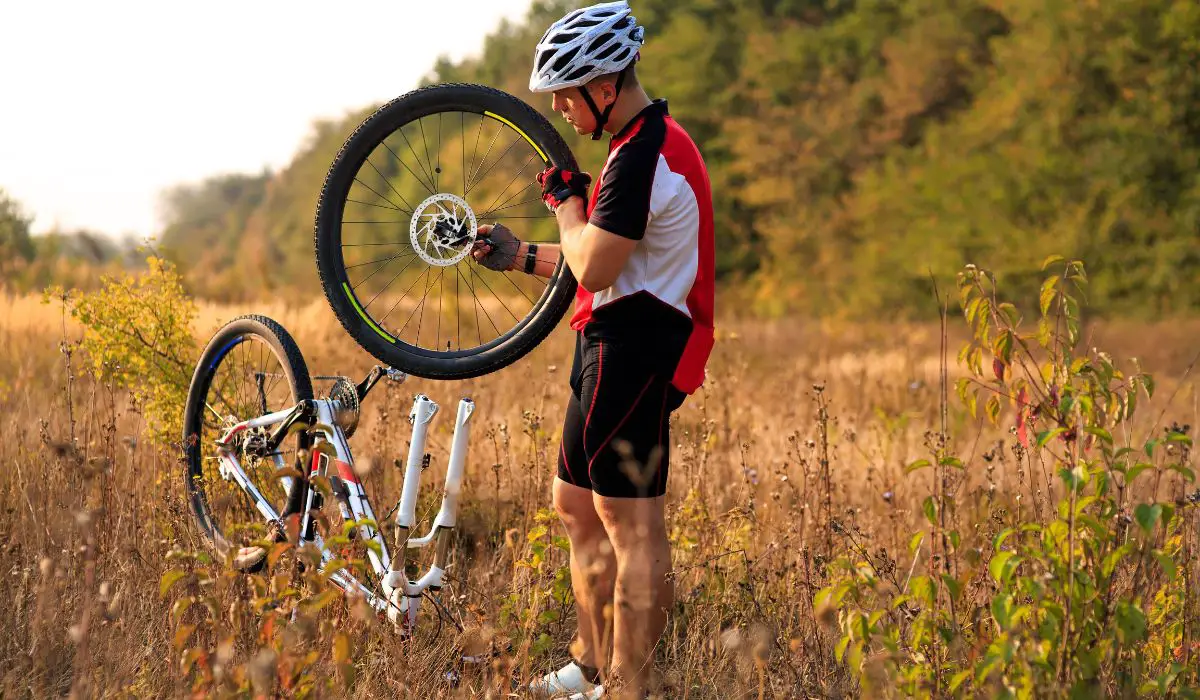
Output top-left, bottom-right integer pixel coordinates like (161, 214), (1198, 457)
(588, 112), (667, 241)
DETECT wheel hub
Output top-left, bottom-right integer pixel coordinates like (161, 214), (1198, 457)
(411, 193), (478, 267)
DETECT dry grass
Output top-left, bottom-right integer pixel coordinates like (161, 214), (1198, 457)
(1, 290), (1198, 698)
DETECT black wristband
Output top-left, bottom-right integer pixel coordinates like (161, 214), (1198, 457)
(523, 243), (538, 274)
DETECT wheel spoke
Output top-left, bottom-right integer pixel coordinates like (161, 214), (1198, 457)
(466, 120), (503, 195)
(352, 177), (410, 214)
(479, 180), (538, 220)
(466, 136), (523, 198)
(358, 251), (420, 300)
(412, 268), (444, 347)
(496, 268), (537, 306)
(347, 198), (405, 212)
(469, 265), (523, 323)
(362, 157), (416, 212)
(352, 247), (419, 292)
(419, 116), (434, 189)
(479, 154), (539, 219)
(376, 266), (431, 329)
(345, 250), (417, 270)
(393, 124), (437, 193)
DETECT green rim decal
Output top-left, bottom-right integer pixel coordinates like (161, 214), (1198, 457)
(342, 282), (396, 343)
(484, 111), (548, 163)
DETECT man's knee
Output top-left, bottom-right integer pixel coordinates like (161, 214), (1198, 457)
(554, 478), (604, 537)
(593, 495), (667, 551)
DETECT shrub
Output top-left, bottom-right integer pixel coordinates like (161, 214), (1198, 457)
(819, 258), (1199, 697)
(46, 255), (196, 441)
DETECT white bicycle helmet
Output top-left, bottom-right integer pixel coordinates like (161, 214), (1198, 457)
(529, 1), (645, 139)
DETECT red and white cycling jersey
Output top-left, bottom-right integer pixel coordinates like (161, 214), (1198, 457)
(569, 99), (715, 394)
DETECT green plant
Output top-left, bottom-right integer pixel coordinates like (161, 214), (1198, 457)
(45, 255), (196, 441)
(818, 258), (1199, 697)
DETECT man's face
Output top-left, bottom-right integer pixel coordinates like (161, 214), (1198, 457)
(551, 81), (612, 135)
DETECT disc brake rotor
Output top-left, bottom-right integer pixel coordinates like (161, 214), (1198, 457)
(411, 193), (478, 267)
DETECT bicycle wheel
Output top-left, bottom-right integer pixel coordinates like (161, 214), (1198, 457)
(315, 83), (577, 379)
(182, 315), (314, 558)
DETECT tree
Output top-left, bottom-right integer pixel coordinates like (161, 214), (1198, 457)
(0, 188), (35, 264)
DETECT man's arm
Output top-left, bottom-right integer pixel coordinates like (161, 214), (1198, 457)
(555, 197), (637, 293)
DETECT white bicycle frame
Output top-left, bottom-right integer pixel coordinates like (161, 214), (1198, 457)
(214, 391), (474, 634)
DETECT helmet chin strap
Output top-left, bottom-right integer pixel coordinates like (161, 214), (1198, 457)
(577, 68), (628, 141)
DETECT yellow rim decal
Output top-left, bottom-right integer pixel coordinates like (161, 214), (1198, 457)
(342, 282), (396, 343)
(484, 111), (548, 163)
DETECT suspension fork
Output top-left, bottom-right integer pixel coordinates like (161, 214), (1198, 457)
(383, 395), (475, 629)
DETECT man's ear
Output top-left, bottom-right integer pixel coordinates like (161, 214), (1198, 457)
(597, 79), (618, 107)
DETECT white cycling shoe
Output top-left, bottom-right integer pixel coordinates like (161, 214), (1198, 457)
(529, 662), (603, 698)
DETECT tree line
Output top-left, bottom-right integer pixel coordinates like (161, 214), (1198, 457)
(7, 0), (1198, 318)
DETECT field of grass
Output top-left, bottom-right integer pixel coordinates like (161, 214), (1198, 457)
(1, 280), (1198, 698)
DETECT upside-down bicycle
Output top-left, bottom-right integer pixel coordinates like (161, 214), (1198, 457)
(182, 83), (579, 633)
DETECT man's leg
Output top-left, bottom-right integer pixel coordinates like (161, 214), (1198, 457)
(553, 477), (616, 671)
(593, 494), (673, 696)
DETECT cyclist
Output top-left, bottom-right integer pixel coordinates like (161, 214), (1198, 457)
(472, 2), (715, 697)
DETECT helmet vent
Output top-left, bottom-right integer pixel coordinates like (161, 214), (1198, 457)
(550, 31), (578, 45)
(587, 32), (615, 53)
(564, 65), (593, 83)
(551, 47), (581, 72)
(593, 42), (620, 60)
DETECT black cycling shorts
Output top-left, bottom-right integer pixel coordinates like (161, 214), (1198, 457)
(558, 335), (687, 498)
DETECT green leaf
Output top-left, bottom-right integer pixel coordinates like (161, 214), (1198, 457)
(922, 496), (937, 526)
(989, 551), (1021, 583)
(160, 569), (188, 598)
(909, 532), (924, 555)
(997, 303), (1021, 327)
(992, 594), (1013, 630)
(966, 296), (984, 325)
(537, 609), (560, 624)
(834, 635), (850, 662)
(1084, 426), (1113, 445)
(1040, 275), (1060, 316)
(1041, 255), (1065, 271)
(1152, 550), (1177, 581)
(1125, 462), (1155, 484)
(1144, 438), (1159, 458)
(985, 395), (1001, 424)
(939, 455), (965, 469)
(1037, 428), (1067, 448)
(1115, 602), (1147, 643)
(948, 669), (972, 693)
(1134, 503), (1163, 534)
(910, 575), (934, 604)
(1059, 466), (1084, 492)
(993, 527), (1015, 550)
(1142, 374), (1155, 398)
(941, 574), (963, 602)
(905, 458), (932, 474)
(1167, 464), (1196, 483)
(1037, 318), (1053, 347)
(1101, 543), (1133, 579)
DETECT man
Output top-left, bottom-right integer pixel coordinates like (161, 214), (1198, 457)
(472, 2), (714, 697)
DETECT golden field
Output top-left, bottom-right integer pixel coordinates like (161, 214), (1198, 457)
(1, 287), (1198, 698)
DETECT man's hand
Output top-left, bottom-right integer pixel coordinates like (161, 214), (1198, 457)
(471, 223), (521, 271)
(537, 166), (591, 212)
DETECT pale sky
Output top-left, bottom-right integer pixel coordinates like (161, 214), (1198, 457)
(0, 0), (536, 239)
